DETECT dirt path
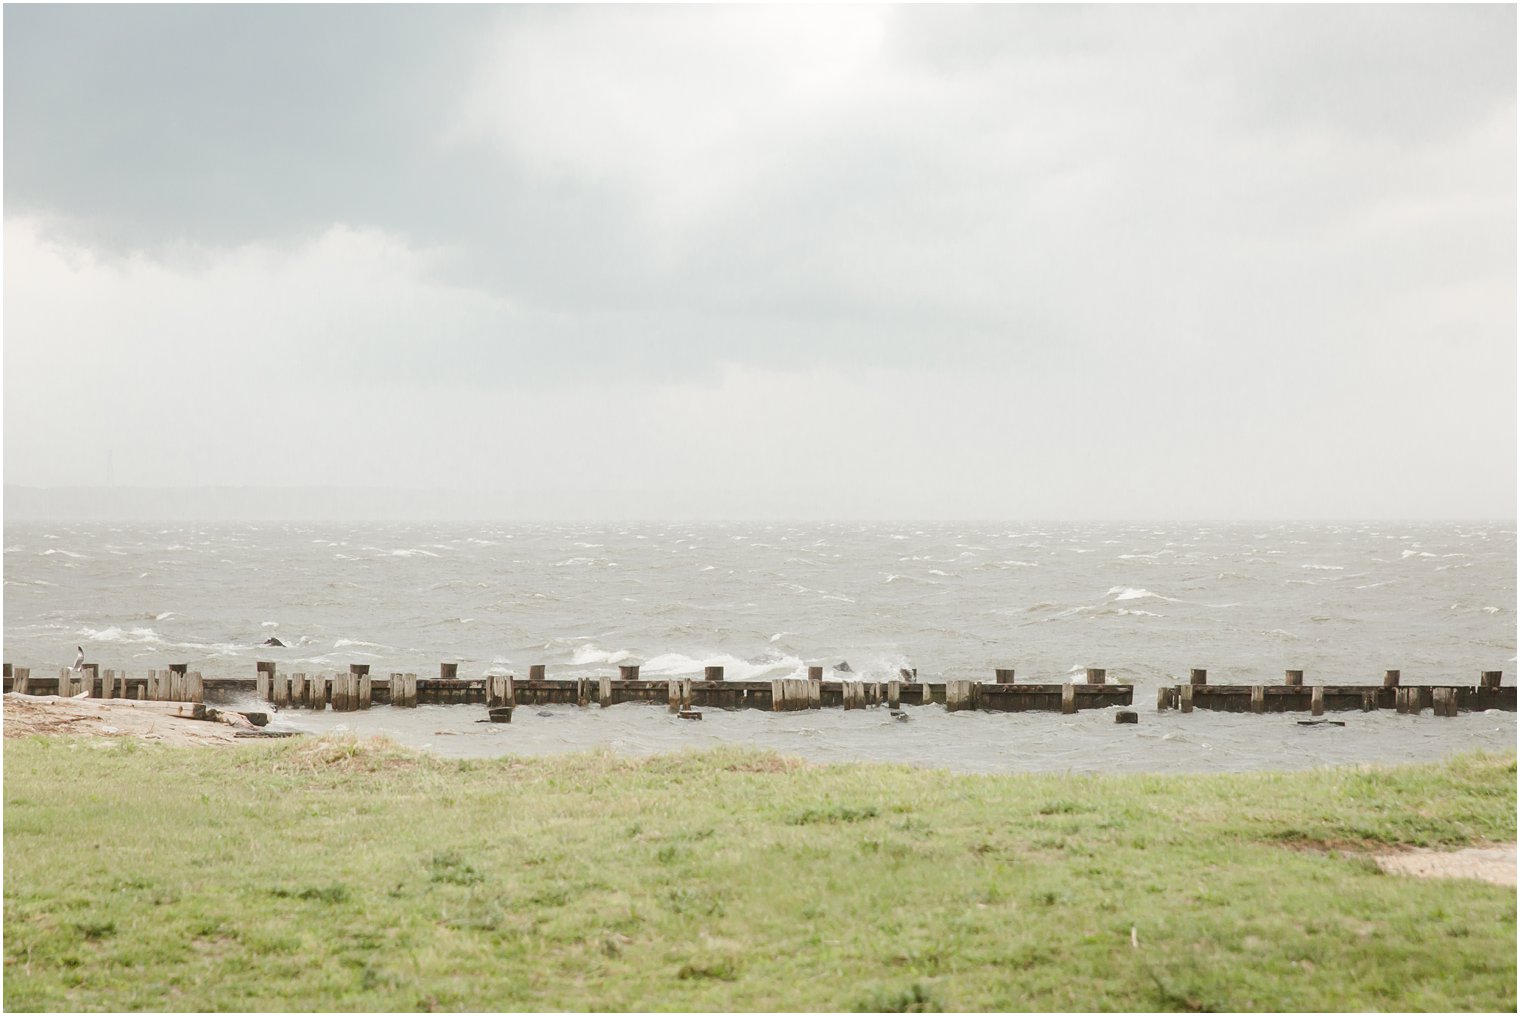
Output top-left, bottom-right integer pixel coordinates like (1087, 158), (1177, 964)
(3, 693), (249, 747)
(1373, 842), (1517, 887)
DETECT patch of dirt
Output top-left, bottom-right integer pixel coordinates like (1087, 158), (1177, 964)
(3, 693), (242, 747)
(1372, 843), (1516, 887)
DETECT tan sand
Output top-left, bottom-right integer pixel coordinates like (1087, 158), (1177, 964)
(1372, 843), (1517, 887)
(2, 693), (249, 747)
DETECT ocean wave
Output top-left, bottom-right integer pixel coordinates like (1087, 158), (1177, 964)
(570, 644), (635, 666)
(41, 549), (85, 558)
(1301, 564), (1344, 570)
(390, 548), (440, 558)
(80, 626), (164, 644)
(640, 651), (808, 682)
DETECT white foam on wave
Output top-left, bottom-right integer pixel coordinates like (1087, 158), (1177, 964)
(41, 549), (85, 558)
(391, 548), (440, 558)
(1115, 608), (1163, 617)
(81, 626), (163, 644)
(640, 651), (809, 682)
(334, 638), (389, 650)
(1301, 564), (1344, 570)
(1401, 550), (1436, 559)
(570, 645), (634, 666)
(1107, 586), (1173, 602)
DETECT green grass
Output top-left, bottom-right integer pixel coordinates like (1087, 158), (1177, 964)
(4, 737), (1515, 1012)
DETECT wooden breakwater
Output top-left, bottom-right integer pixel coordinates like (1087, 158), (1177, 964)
(1, 663), (204, 703)
(6, 660), (1512, 717)
(1156, 669), (1515, 715)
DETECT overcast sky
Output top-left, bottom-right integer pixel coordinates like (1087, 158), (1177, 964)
(4, 5), (1515, 520)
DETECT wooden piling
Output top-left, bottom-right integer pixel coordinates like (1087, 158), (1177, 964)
(1086, 668), (1106, 685)
(1156, 686), (1169, 711)
(668, 680), (681, 712)
(83, 663), (100, 696)
(1250, 686), (1265, 714)
(994, 668), (1016, 684)
(1285, 670), (1304, 687)
(13, 667), (29, 695)
(529, 664), (546, 681)
(1310, 686), (1324, 716)
(619, 664), (640, 681)
(807, 666), (823, 681)
(888, 680), (901, 709)
(189, 671), (204, 704)
(1481, 671), (1502, 691)
(1190, 668), (1207, 685)
(946, 680), (981, 712)
(704, 666), (724, 683)
(681, 679), (693, 709)
(359, 672), (372, 709)
(441, 662), (459, 680)
(808, 677), (821, 709)
(600, 675), (613, 707)
(100, 668), (114, 699)
(1384, 669), (1400, 688)
(770, 679), (785, 712)
(292, 672), (307, 707)
(1061, 683), (1076, 715)
(576, 678), (590, 708)
(1180, 683), (1194, 713)
(1362, 691), (1376, 712)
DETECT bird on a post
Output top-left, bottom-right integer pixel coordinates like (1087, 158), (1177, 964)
(73, 646), (85, 672)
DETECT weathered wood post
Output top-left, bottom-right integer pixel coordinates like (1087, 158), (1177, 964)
(1190, 668), (1208, 685)
(704, 666), (724, 683)
(403, 673), (418, 708)
(13, 667), (29, 695)
(1250, 685), (1265, 714)
(1086, 668), (1106, 685)
(619, 664), (640, 681)
(1481, 671), (1502, 691)
(808, 674), (822, 708)
(945, 680), (970, 713)
(1405, 687), (1424, 716)
(668, 680), (681, 712)
(82, 663), (100, 696)
(994, 668), (1016, 684)
(1180, 683), (1194, 713)
(1061, 682), (1076, 715)
(292, 672), (307, 707)
(441, 662), (459, 680)
(1431, 688), (1451, 717)
(256, 662), (274, 702)
(1311, 686), (1324, 716)
(1383, 669), (1401, 688)
(189, 671), (204, 704)
(888, 680), (901, 710)
(1156, 686), (1170, 711)
(350, 664), (370, 709)
(1362, 690), (1376, 711)
(529, 664), (545, 682)
(807, 666), (823, 681)
(600, 675), (613, 708)
(100, 668), (114, 699)
(1284, 670), (1303, 687)
(770, 679), (785, 711)
(576, 678), (590, 708)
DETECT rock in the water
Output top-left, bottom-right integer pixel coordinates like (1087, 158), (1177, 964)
(834, 661), (853, 673)
(262, 637), (286, 647)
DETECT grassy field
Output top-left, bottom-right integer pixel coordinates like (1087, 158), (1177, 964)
(3, 737), (1514, 1012)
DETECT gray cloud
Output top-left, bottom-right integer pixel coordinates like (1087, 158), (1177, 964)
(3, 5), (1513, 518)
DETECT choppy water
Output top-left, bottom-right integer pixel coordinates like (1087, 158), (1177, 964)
(5, 521), (1515, 771)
